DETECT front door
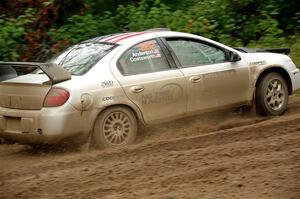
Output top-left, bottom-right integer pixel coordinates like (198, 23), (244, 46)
(164, 38), (250, 113)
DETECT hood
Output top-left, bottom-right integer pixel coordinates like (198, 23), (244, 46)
(239, 50), (292, 67)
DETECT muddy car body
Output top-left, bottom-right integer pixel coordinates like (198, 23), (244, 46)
(0, 30), (299, 147)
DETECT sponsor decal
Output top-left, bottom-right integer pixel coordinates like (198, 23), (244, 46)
(130, 49), (161, 62)
(138, 40), (156, 51)
(141, 84), (183, 105)
(129, 40), (161, 62)
(250, 61), (267, 66)
(102, 96), (122, 102)
(101, 81), (114, 88)
(142, 91), (173, 105)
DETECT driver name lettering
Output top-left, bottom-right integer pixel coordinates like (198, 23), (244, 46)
(130, 49), (161, 62)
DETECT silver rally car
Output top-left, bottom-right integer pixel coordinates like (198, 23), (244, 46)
(0, 29), (300, 148)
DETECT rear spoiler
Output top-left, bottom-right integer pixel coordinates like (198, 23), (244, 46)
(0, 62), (71, 84)
(234, 47), (290, 55)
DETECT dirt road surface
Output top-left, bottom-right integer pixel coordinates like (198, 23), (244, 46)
(1, 94), (300, 199)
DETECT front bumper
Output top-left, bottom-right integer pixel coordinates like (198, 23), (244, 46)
(292, 68), (300, 92)
(0, 103), (89, 144)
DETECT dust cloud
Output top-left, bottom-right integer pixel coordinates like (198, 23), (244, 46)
(1, 94), (300, 198)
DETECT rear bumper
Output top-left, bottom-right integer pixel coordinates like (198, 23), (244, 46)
(0, 103), (89, 144)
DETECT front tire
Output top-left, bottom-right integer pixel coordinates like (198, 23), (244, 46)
(93, 106), (137, 149)
(256, 72), (288, 116)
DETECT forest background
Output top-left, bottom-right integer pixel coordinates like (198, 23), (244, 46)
(0, 0), (299, 66)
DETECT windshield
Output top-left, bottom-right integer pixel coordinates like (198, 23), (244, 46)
(50, 43), (116, 75)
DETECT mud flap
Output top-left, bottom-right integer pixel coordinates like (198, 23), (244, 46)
(81, 131), (94, 151)
(251, 90), (257, 116)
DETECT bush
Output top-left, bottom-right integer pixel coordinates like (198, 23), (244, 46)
(0, 0), (298, 64)
(0, 9), (35, 61)
(290, 36), (300, 67)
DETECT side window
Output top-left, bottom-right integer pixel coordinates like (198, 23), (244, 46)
(118, 40), (171, 75)
(166, 39), (227, 68)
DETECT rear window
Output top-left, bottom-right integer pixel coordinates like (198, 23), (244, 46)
(50, 43), (116, 75)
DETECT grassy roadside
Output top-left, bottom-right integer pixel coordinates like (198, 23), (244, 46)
(290, 36), (300, 68)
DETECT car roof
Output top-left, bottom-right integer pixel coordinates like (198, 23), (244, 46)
(80, 29), (231, 51)
(81, 29), (193, 46)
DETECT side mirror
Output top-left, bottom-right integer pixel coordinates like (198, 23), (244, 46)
(228, 51), (241, 62)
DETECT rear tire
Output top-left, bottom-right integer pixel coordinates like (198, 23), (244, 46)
(256, 72), (288, 116)
(93, 106), (137, 149)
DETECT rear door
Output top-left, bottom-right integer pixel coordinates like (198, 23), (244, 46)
(162, 37), (250, 113)
(111, 39), (187, 123)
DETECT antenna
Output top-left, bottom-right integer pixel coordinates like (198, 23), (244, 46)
(145, 28), (171, 32)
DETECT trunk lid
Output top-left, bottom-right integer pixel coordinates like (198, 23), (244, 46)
(0, 62), (71, 110)
(0, 78), (51, 110)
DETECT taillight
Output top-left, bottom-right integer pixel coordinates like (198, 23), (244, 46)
(43, 88), (70, 107)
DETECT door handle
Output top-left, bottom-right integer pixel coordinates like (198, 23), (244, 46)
(190, 76), (202, 83)
(130, 86), (145, 93)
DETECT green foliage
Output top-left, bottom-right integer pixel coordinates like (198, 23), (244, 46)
(0, 9), (35, 61)
(290, 35), (300, 68)
(51, 0), (290, 47)
(0, 0), (299, 64)
(114, 0), (176, 31)
(50, 14), (102, 43)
